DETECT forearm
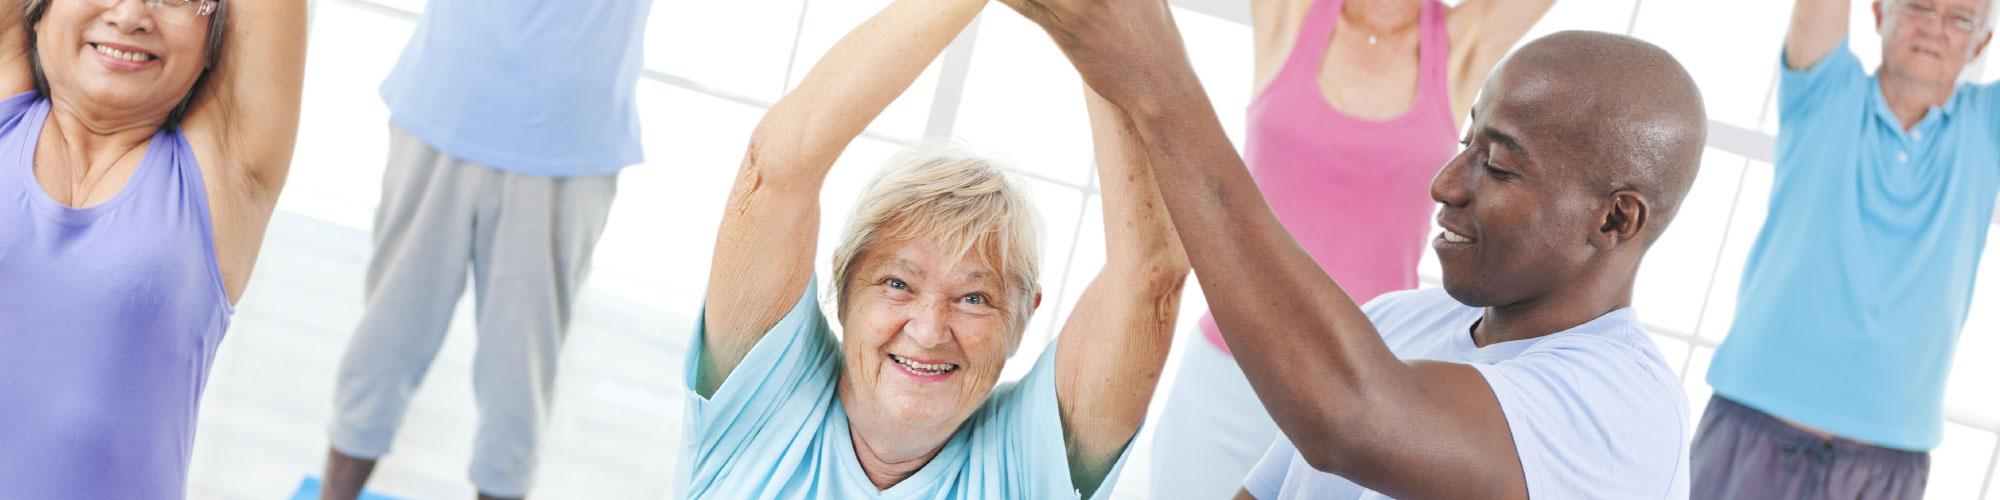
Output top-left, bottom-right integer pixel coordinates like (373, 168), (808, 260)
(1785, 0), (1849, 69)
(1051, 88), (1191, 494)
(1119, 75), (1412, 461)
(754, 0), (984, 182)
(1088, 89), (1188, 279)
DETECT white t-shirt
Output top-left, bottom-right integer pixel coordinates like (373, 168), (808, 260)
(1242, 288), (1690, 499)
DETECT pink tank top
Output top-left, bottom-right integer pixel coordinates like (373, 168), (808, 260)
(1201, 0), (1459, 352)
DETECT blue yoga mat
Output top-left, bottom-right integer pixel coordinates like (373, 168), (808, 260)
(288, 476), (403, 500)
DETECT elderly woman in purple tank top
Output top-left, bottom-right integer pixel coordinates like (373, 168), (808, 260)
(0, 0), (306, 498)
(1148, 0), (1554, 497)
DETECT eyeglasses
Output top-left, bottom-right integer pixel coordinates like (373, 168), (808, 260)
(87, 0), (219, 21)
(146, 0), (219, 19)
(1895, 1), (1986, 35)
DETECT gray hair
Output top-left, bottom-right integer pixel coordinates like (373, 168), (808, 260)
(22, 0), (229, 128)
(828, 140), (1043, 340)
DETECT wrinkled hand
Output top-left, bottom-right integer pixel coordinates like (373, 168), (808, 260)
(998, 0), (1198, 113)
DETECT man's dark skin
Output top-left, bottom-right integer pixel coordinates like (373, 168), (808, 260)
(996, 1), (1708, 498)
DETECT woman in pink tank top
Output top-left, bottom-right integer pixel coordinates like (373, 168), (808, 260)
(1149, 0), (1553, 497)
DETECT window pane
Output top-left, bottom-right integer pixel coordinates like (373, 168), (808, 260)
(283, 0), (418, 230)
(1519, 0), (1637, 42)
(1634, 148), (1748, 336)
(955, 12), (1096, 188)
(1005, 178), (1088, 381)
(787, 0), (940, 140)
(590, 80), (769, 316)
(1930, 423), (1997, 500)
(1684, 346), (1718, 426)
(647, 0), (804, 104)
(1631, 0), (1791, 130)
(1695, 160), (1776, 341)
(1946, 238), (2000, 420)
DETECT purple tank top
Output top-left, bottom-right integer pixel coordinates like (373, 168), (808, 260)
(1200, 0), (1459, 352)
(0, 92), (232, 498)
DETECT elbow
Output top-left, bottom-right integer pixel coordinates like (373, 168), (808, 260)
(1294, 416), (1366, 476)
(735, 123), (817, 197)
(1282, 386), (1382, 475)
(1121, 255), (1190, 308)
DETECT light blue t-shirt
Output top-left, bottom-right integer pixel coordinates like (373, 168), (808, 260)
(675, 280), (1129, 499)
(1243, 288), (1690, 499)
(381, 0), (652, 176)
(1707, 38), (2000, 452)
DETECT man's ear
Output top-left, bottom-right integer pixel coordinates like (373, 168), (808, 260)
(1593, 190), (1650, 250)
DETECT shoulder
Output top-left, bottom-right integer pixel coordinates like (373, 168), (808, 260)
(687, 278), (841, 401)
(1476, 318), (1689, 495)
(963, 346), (1097, 497)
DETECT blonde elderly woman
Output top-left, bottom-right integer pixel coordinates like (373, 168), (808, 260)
(676, 0), (1190, 497)
(0, 0), (306, 497)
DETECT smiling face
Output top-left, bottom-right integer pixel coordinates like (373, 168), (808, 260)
(1429, 71), (1603, 308)
(33, 0), (215, 123)
(1877, 0), (1994, 86)
(837, 237), (1030, 432)
(1429, 32), (1706, 309)
(825, 142), (1043, 440)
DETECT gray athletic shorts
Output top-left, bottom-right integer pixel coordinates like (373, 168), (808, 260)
(1692, 395), (1929, 499)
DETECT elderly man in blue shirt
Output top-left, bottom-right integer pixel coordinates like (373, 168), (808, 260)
(1696, 0), (2000, 498)
(316, 1), (654, 498)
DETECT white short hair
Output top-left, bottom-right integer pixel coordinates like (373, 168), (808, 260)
(828, 140), (1043, 335)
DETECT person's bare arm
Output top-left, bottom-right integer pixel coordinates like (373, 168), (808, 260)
(1786, 0), (1850, 70)
(0, 1), (31, 95)
(1053, 86), (1190, 496)
(1002, 1), (1524, 497)
(180, 0), (309, 303)
(1446, 0), (1554, 117)
(1234, 488), (1256, 500)
(697, 0), (986, 396)
(1248, 0), (1312, 94)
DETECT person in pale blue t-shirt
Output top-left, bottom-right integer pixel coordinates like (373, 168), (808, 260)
(1244, 289), (1688, 499)
(990, 4), (1707, 495)
(1695, 0), (2000, 498)
(320, 1), (655, 498)
(678, 0), (1191, 498)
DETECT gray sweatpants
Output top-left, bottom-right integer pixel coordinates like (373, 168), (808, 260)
(328, 125), (617, 497)
(1692, 395), (1930, 500)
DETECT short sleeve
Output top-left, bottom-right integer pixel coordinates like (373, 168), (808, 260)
(961, 344), (1135, 499)
(1468, 333), (1690, 499)
(1777, 36), (1867, 130)
(1243, 436), (1298, 499)
(677, 279), (843, 496)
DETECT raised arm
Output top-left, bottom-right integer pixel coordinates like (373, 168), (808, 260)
(1051, 86), (1190, 496)
(0, 1), (30, 95)
(1248, 0), (1311, 93)
(1005, 1), (1524, 498)
(174, 0), (308, 304)
(1446, 0), (1554, 116)
(1786, 0), (1851, 69)
(182, 0), (308, 192)
(698, 0), (987, 396)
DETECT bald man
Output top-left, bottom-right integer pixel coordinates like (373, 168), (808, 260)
(996, 1), (1705, 497)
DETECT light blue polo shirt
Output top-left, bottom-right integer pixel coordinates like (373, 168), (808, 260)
(1708, 38), (2000, 452)
(675, 279), (1130, 499)
(381, 0), (652, 176)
